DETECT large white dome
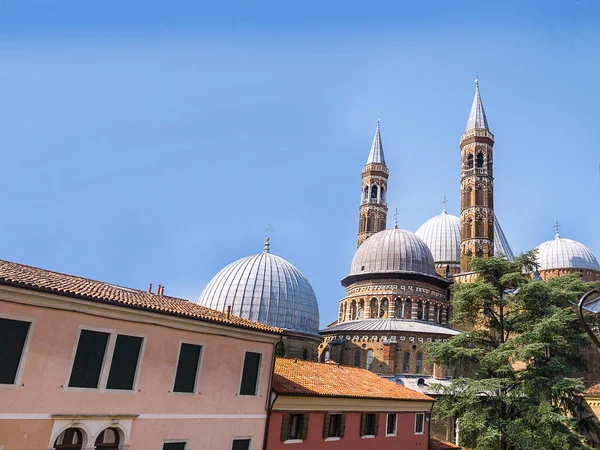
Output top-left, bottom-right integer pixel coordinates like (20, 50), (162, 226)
(535, 234), (599, 272)
(198, 240), (320, 335)
(350, 228), (437, 277)
(415, 210), (515, 264)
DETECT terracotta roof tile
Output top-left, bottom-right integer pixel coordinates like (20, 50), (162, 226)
(431, 439), (461, 449)
(0, 259), (281, 334)
(273, 358), (433, 401)
(585, 382), (600, 397)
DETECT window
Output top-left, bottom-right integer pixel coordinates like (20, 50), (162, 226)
(467, 153), (474, 169)
(361, 413), (378, 437)
(323, 350), (331, 362)
(386, 413), (397, 436)
(323, 413), (345, 439)
(371, 185), (378, 199)
(0, 317), (31, 385)
(239, 352), (261, 395)
(415, 352), (423, 374)
(232, 439), (251, 450)
(402, 352), (410, 373)
(173, 343), (202, 393)
(476, 152), (484, 168)
(68, 329), (143, 390)
(54, 428), (83, 450)
(302, 348), (308, 361)
(366, 349), (374, 371)
(280, 413), (308, 441)
(415, 413), (425, 435)
(162, 443), (186, 450)
(353, 350), (361, 367)
(94, 428), (119, 449)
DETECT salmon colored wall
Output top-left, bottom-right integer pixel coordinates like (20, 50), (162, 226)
(0, 299), (276, 449)
(267, 411), (429, 450)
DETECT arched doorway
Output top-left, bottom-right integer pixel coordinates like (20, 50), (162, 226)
(95, 428), (120, 450)
(54, 428), (84, 450)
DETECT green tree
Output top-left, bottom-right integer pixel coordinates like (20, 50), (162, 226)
(426, 251), (596, 450)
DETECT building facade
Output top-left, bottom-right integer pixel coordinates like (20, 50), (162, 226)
(0, 259), (280, 450)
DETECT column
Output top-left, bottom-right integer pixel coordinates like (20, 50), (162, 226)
(428, 302), (435, 322)
(411, 299), (418, 319)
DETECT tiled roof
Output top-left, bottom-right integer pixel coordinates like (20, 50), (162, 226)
(0, 259), (281, 334)
(273, 358), (433, 401)
(431, 439), (461, 450)
(585, 382), (600, 397)
(321, 318), (461, 336)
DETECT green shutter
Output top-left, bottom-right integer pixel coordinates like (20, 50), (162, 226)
(301, 414), (309, 440)
(280, 413), (290, 441)
(323, 413), (331, 439)
(360, 413), (367, 436)
(339, 413), (346, 437)
(374, 413), (379, 436)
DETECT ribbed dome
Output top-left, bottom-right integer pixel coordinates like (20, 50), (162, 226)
(415, 210), (515, 263)
(350, 228), (436, 277)
(198, 242), (319, 335)
(535, 234), (600, 272)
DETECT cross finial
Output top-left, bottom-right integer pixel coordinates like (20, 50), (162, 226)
(393, 208), (399, 229)
(553, 220), (561, 238)
(441, 195), (448, 213)
(264, 225), (273, 252)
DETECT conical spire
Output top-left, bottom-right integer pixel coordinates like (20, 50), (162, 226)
(366, 119), (386, 165)
(465, 78), (489, 132)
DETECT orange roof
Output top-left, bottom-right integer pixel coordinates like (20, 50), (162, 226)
(273, 358), (433, 401)
(0, 259), (281, 334)
(431, 439), (461, 449)
(585, 382), (600, 397)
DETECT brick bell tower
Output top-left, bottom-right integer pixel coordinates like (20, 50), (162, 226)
(357, 119), (389, 247)
(459, 80), (495, 272)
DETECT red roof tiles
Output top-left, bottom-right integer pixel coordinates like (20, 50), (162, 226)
(431, 439), (461, 449)
(273, 358), (433, 401)
(585, 382), (600, 397)
(0, 259), (281, 334)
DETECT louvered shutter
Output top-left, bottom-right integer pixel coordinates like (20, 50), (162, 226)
(374, 413), (379, 436)
(301, 414), (309, 440)
(280, 413), (290, 441)
(339, 413), (346, 437)
(360, 413), (367, 436)
(323, 413), (331, 439)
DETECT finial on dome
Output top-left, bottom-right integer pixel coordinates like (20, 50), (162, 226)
(264, 225), (273, 252)
(554, 220), (561, 239)
(393, 207), (399, 229)
(441, 195), (448, 213)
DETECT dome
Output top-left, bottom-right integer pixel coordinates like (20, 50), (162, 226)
(350, 228), (437, 277)
(198, 240), (320, 335)
(415, 210), (515, 263)
(535, 234), (600, 272)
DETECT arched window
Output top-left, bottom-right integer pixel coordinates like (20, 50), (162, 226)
(354, 350), (361, 367)
(324, 350), (331, 362)
(54, 428), (83, 450)
(476, 152), (484, 168)
(402, 351), (410, 373)
(95, 428), (120, 450)
(370, 185), (378, 199)
(358, 309), (364, 319)
(363, 186), (369, 200)
(467, 154), (474, 169)
(416, 352), (423, 374)
(417, 303), (424, 321)
(366, 349), (374, 371)
(405, 300), (411, 319)
(380, 187), (385, 202)
(302, 348), (309, 360)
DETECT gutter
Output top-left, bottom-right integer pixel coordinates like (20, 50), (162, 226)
(262, 337), (281, 450)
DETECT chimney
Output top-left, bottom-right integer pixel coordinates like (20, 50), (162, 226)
(157, 284), (162, 296)
(160, 285), (165, 296)
(226, 305), (232, 320)
(147, 283), (153, 293)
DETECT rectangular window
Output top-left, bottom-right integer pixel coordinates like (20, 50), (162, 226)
(323, 413), (344, 439)
(361, 413), (378, 436)
(68, 330), (110, 388)
(239, 352), (261, 395)
(280, 413), (308, 441)
(386, 413), (397, 436)
(162, 443), (186, 450)
(106, 334), (143, 390)
(0, 318), (31, 385)
(414, 413), (425, 435)
(232, 438), (251, 450)
(173, 343), (202, 393)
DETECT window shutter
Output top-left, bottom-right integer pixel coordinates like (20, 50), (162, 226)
(360, 413), (367, 436)
(374, 413), (379, 436)
(323, 413), (331, 439)
(280, 413), (290, 441)
(301, 414), (309, 440)
(339, 413), (346, 437)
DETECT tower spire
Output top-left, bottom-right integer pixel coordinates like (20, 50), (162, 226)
(465, 78), (489, 132)
(366, 118), (386, 165)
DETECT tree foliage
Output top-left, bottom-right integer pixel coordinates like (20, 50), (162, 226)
(426, 251), (596, 450)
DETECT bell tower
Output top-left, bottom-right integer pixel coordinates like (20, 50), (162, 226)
(459, 80), (495, 272)
(357, 119), (389, 247)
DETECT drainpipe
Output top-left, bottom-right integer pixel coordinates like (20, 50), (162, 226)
(262, 336), (282, 450)
(427, 401), (433, 450)
(455, 417), (460, 447)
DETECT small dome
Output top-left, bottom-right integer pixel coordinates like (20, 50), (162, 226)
(198, 241), (319, 335)
(350, 228), (436, 277)
(535, 234), (600, 272)
(415, 210), (515, 264)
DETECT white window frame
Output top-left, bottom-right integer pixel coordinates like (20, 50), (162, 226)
(170, 340), (205, 396)
(237, 350), (263, 397)
(0, 313), (35, 389)
(161, 439), (189, 450)
(231, 436), (252, 450)
(385, 413), (398, 437)
(64, 325), (146, 393)
(414, 412), (425, 435)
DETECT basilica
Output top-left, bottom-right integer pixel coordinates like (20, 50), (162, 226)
(196, 80), (600, 377)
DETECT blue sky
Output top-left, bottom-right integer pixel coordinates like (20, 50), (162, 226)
(0, 0), (598, 327)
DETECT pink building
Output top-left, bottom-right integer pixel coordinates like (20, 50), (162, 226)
(266, 359), (434, 449)
(0, 259), (281, 450)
